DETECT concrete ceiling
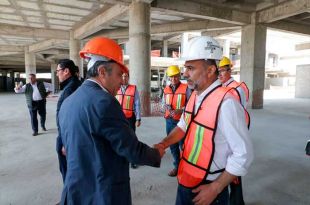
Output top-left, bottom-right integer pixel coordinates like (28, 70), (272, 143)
(0, 0), (309, 72)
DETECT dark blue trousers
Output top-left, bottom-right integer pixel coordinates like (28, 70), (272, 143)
(176, 183), (229, 205)
(166, 118), (184, 169)
(28, 99), (46, 133)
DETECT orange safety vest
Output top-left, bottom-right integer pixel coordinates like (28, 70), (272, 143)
(227, 80), (249, 103)
(177, 85), (240, 188)
(226, 80), (251, 128)
(164, 83), (187, 120)
(116, 85), (136, 118)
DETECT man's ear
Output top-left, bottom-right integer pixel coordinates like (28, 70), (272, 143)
(208, 64), (217, 75)
(97, 65), (106, 77)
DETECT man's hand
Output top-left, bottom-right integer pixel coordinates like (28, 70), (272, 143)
(153, 143), (166, 158)
(61, 146), (66, 156)
(192, 183), (221, 205)
(174, 109), (183, 115)
(135, 120), (141, 127)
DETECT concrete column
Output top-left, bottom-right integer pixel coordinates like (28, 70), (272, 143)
(129, 1), (151, 116)
(223, 39), (230, 58)
(24, 46), (36, 83)
(240, 23), (267, 109)
(14, 72), (20, 78)
(51, 63), (58, 93)
(163, 40), (168, 57)
(295, 64), (310, 98)
(181, 33), (189, 56)
(70, 31), (83, 78)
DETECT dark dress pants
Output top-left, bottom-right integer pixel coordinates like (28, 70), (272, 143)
(28, 99), (46, 132)
(176, 181), (229, 205)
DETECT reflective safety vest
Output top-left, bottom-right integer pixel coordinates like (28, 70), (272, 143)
(227, 80), (249, 103)
(164, 83), (187, 120)
(178, 85), (240, 188)
(116, 85), (136, 118)
(226, 80), (250, 128)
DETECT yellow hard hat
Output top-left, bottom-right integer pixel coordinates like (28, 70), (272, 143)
(166, 65), (180, 77)
(219, 56), (232, 68)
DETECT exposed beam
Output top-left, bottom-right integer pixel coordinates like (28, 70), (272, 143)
(202, 29), (240, 37)
(267, 20), (310, 35)
(0, 45), (24, 52)
(92, 20), (239, 39)
(29, 39), (69, 53)
(74, 4), (129, 39)
(151, 0), (251, 25)
(257, 0), (310, 23)
(0, 52), (22, 57)
(296, 42), (310, 50)
(0, 24), (69, 39)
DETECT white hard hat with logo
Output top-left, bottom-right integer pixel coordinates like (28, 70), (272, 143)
(181, 36), (223, 61)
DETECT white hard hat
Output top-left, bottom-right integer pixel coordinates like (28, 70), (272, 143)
(181, 36), (223, 61)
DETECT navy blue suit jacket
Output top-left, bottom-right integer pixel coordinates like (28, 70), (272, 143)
(59, 80), (161, 205)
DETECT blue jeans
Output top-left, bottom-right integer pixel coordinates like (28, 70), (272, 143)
(166, 118), (184, 169)
(176, 183), (229, 205)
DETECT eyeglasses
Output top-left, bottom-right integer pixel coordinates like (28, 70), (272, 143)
(56, 68), (64, 72)
(218, 68), (230, 74)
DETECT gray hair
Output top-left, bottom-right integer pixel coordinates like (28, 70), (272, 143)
(87, 61), (114, 78)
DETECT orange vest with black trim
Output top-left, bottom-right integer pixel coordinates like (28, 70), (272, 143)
(177, 85), (240, 188)
(226, 80), (251, 128)
(116, 85), (136, 118)
(164, 83), (187, 121)
(227, 80), (249, 103)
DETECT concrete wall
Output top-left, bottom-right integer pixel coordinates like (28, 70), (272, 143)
(295, 64), (310, 98)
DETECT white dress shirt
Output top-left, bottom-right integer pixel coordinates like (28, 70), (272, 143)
(223, 77), (247, 108)
(14, 82), (51, 101)
(177, 79), (253, 181)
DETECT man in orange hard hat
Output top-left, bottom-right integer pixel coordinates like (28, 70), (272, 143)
(58, 37), (164, 205)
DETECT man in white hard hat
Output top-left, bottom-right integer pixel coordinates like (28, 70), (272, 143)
(155, 36), (253, 205)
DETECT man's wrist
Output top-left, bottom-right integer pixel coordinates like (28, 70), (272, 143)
(136, 119), (141, 122)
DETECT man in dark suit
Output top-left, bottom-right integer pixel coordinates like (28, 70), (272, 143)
(58, 37), (164, 205)
(14, 73), (50, 136)
(55, 59), (82, 183)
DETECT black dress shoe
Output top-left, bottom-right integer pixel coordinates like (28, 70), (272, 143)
(32, 132), (38, 136)
(42, 127), (47, 131)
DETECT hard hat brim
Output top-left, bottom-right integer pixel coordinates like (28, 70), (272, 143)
(80, 50), (128, 73)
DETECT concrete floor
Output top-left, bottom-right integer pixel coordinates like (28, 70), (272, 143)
(0, 92), (309, 205)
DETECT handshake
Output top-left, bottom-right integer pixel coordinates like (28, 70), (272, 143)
(153, 141), (168, 158)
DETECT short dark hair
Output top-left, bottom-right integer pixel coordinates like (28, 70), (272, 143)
(206, 59), (219, 75)
(87, 61), (113, 78)
(29, 73), (36, 77)
(58, 59), (79, 76)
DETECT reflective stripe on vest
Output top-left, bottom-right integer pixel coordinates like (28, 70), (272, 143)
(177, 85), (240, 188)
(226, 80), (251, 129)
(164, 83), (187, 120)
(116, 85), (136, 118)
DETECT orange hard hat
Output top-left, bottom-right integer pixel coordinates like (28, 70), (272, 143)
(80, 37), (128, 73)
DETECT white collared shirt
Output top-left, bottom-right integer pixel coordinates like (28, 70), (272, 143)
(14, 82), (51, 101)
(177, 79), (253, 181)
